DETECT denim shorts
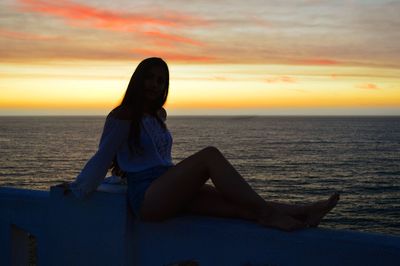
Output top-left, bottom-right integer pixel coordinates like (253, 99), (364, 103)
(126, 165), (172, 219)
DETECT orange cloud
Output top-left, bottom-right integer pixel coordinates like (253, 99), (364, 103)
(132, 48), (214, 62)
(356, 83), (381, 90)
(296, 58), (339, 65)
(0, 28), (62, 41)
(18, 0), (206, 46)
(264, 76), (297, 83)
(249, 16), (273, 27)
(142, 31), (204, 47)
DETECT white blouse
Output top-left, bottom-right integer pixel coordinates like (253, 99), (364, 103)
(69, 114), (174, 199)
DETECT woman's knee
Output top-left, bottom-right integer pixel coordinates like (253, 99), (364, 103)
(200, 146), (222, 158)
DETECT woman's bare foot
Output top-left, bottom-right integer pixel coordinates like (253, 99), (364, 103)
(295, 192), (340, 227)
(257, 210), (308, 232)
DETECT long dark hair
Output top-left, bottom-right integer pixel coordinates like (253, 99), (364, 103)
(109, 57), (170, 176)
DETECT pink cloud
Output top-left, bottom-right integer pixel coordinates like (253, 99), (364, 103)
(357, 83), (381, 90)
(18, 0), (206, 46)
(264, 76), (297, 83)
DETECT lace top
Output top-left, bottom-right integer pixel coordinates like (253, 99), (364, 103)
(69, 114), (173, 199)
(117, 114), (173, 172)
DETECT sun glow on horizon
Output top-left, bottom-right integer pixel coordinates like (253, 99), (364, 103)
(1, 61), (399, 115)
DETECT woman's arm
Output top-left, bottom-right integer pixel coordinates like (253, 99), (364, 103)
(68, 116), (131, 199)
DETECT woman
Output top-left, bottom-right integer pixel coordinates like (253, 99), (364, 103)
(68, 57), (339, 232)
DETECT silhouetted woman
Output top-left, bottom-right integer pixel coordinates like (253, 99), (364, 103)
(68, 57), (339, 232)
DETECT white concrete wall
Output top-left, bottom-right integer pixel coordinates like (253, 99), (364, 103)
(1, 186), (399, 266)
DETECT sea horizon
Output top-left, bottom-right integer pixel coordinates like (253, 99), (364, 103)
(1, 114), (400, 117)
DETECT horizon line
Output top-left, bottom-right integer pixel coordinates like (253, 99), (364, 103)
(1, 114), (399, 117)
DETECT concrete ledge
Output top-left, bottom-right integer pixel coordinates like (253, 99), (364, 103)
(1, 186), (399, 266)
(132, 215), (400, 265)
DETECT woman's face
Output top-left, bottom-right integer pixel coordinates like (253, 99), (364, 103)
(143, 66), (167, 103)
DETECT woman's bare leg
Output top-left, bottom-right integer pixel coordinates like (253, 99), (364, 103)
(140, 146), (308, 231)
(184, 184), (339, 227)
(140, 146), (269, 218)
(183, 184), (257, 221)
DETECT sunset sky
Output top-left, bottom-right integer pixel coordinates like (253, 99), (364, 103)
(1, 0), (399, 115)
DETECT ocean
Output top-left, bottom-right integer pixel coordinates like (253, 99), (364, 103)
(0, 116), (399, 236)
